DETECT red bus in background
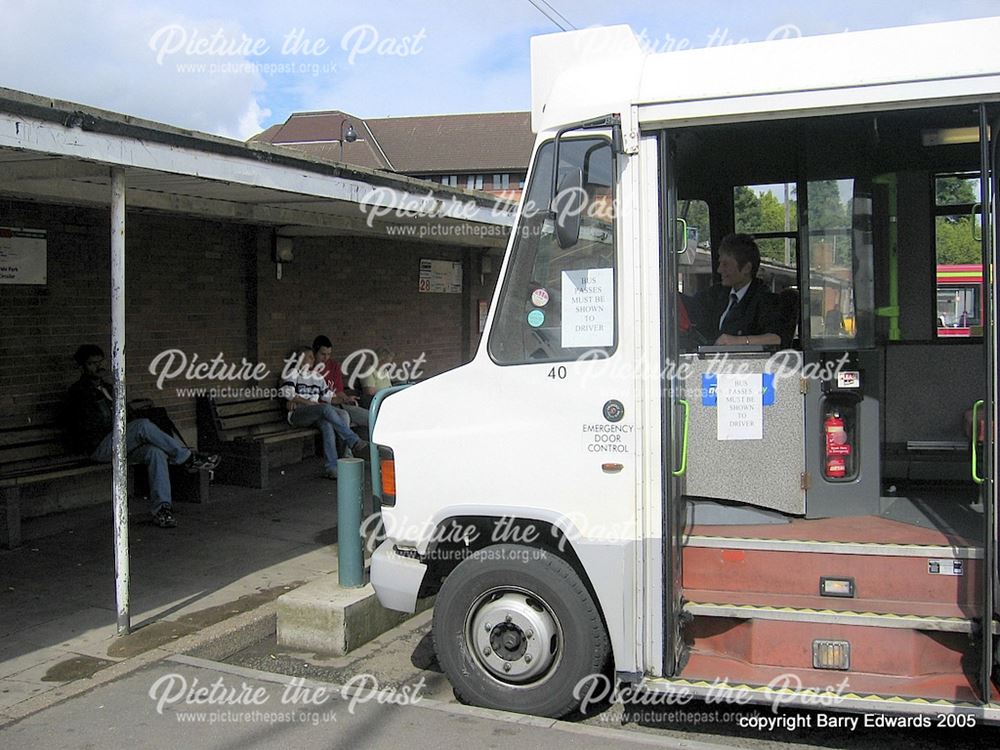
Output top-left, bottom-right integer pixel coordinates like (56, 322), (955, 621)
(937, 263), (984, 337)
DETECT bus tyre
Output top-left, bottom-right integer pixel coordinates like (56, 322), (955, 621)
(432, 543), (609, 718)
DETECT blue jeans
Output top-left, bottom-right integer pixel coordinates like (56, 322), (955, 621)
(337, 403), (370, 428)
(289, 404), (360, 472)
(90, 418), (192, 513)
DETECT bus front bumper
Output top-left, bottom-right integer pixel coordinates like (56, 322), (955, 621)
(370, 539), (427, 614)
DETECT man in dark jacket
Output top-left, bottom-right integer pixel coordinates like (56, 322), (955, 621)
(690, 233), (785, 347)
(65, 344), (218, 528)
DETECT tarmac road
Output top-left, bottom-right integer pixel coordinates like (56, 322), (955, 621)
(0, 658), (729, 750)
(1, 608), (997, 750)
(222, 610), (1000, 750)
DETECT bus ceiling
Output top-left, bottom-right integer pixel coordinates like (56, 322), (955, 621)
(666, 105), (1000, 199)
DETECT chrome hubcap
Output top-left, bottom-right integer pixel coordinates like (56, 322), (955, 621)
(467, 589), (560, 684)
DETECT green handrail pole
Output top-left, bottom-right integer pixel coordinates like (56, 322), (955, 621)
(671, 399), (690, 477)
(972, 401), (985, 485)
(874, 174), (901, 340)
(337, 457), (365, 587)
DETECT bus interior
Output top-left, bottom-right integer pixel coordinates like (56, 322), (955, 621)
(661, 102), (998, 702)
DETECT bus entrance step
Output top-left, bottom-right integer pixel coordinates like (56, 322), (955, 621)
(682, 536), (982, 609)
(682, 588), (983, 622)
(672, 652), (995, 706)
(680, 602), (999, 681)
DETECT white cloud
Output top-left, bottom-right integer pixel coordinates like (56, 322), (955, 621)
(0, 0), (268, 138)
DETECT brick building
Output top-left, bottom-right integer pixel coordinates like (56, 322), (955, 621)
(252, 110), (533, 203)
(0, 88), (510, 521)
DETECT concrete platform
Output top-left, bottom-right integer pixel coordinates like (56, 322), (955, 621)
(0, 459), (360, 720)
(277, 573), (434, 655)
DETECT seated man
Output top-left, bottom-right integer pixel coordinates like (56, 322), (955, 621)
(280, 346), (368, 480)
(65, 345), (219, 529)
(312, 335), (369, 433)
(689, 233), (785, 347)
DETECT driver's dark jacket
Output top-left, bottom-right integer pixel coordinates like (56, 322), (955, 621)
(690, 278), (788, 347)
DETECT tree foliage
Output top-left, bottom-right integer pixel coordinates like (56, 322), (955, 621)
(733, 185), (798, 263)
(935, 176), (977, 211)
(807, 180), (849, 230)
(936, 216), (982, 264)
(680, 199), (710, 245)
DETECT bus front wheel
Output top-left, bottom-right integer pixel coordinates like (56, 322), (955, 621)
(432, 543), (609, 718)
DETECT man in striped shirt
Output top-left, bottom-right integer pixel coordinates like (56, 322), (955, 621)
(280, 346), (368, 480)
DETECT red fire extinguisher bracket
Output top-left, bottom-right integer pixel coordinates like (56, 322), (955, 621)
(824, 410), (854, 480)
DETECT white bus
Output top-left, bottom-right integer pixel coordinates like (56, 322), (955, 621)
(370, 18), (999, 721)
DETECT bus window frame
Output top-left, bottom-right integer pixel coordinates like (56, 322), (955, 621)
(486, 134), (620, 367)
(931, 170), (984, 340)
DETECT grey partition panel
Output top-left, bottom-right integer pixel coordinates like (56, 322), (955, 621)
(884, 344), (985, 444)
(679, 354), (806, 515)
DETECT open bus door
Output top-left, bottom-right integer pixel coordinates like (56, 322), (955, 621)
(657, 130), (686, 676)
(649, 104), (1000, 713)
(981, 105), (999, 701)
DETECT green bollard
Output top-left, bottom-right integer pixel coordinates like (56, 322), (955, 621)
(337, 457), (365, 588)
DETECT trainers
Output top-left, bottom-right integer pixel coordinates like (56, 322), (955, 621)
(323, 468), (338, 480)
(152, 507), (177, 528)
(352, 440), (369, 460)
(185, 452), (221, 473)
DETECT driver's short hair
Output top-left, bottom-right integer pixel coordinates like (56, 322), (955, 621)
(719, 233), (761, 277)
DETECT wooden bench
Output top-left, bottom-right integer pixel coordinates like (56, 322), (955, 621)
(196, 396), (319, 489)
(0, 423), (107, 549)
(0, 420), (210, 549)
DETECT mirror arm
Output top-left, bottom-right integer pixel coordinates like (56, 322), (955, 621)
(549, 113), (623, 211)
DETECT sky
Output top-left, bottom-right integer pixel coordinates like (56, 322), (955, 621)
(2, 0), (999, 141)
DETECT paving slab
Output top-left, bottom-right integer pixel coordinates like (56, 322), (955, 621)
(0, 462), (368, 716)
(0, 678), (52, 712)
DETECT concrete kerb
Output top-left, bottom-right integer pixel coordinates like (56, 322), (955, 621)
(0, 601), (278, 729)
(165, 652), (736, 750)
(0, 579), (436, 729)
(276, 573), (435, 655)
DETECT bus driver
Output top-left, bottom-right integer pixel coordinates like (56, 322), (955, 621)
(689, 233), (785, 348)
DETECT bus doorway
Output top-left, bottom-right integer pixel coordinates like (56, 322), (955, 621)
(658, 103), (998, 707)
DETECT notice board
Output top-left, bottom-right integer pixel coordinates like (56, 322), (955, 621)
(0, 227), (47, 285)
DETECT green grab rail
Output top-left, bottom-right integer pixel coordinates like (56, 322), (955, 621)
(675, 218), (688, 251)
(671, 399), (690, 477)
(873, 174), (901, 340)
(971, 399), (985, 485)
(368, 383), (414, 511)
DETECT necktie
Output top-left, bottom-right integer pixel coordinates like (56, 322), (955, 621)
(719, 292), (739, 329)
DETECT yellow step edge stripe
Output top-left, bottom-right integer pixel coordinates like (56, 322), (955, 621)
(685, 535), (983, 558)
(688, 534), (978, 550)
(656, 679), (979, 707)
(685, 601), (968, 621)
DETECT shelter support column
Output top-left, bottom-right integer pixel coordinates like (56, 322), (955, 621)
(110, 167), (130, 635)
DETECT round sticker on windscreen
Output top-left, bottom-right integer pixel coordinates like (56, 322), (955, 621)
(531, 288), (550, 307)
(527, 309), (545, 328)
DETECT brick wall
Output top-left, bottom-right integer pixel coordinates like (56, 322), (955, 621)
(1, 200), (500, 517)
(253, 233), (492, 389)
(0, 201), (254, 441)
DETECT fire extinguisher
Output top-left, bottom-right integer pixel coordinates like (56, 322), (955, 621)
(824, 410), (852, 479)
